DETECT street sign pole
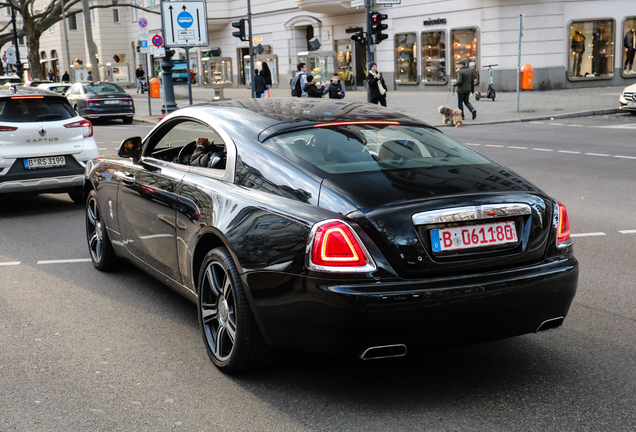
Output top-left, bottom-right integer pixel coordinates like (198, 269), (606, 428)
(159, 0), (178, 114)
(185, 45), (193, 105)
(146, 52), (152, 116)
(247, 0), (255, 98)
(365, 0), (374, 103)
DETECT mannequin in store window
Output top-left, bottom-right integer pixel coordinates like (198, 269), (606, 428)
(624, 28), (636, 74)
(571, 30), (585, 77)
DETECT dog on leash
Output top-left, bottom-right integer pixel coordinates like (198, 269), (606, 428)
(438, 106), (463, 127)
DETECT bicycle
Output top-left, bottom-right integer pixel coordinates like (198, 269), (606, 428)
(475, 64), (498, 102)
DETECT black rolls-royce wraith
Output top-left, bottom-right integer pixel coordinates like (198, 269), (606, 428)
(83, 98), (578, 373)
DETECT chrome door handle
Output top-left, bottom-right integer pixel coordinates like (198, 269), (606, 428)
(114, 171), (135, 185)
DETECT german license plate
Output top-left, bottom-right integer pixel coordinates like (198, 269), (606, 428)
(104, 100), (120, 104)
(24, 156), (66, 169)
(627, 101), (636, 107)
(431, 221), (518, 252)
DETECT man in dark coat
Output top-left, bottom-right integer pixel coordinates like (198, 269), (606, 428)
(61, 71), (70, 82)
(253, 68), (267, 98)
(367, 62), (387, 106)
(455, 60), (476, 120)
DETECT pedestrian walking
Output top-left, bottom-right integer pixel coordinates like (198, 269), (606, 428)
(61, 71), (70, 82)
(47, 70), (54, 81)
(454, 60), (476, 120)
(323, 73), (345, 99)
(367, 62), (387, 106)
(136, 64), (145, 93)
(253, 68), (267, 98)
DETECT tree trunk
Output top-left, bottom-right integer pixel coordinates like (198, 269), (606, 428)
(80, 0), (99, 80)
(25, 21), (44, 81)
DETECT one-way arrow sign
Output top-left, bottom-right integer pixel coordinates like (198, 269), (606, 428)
(161, 1), (208, 47)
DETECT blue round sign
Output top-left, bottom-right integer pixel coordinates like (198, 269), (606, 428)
(177, 11), (193, 29)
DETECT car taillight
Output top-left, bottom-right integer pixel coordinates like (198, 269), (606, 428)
(65, 119), (93, 138)
(0, 125), (18, 131)
(309, 220), (376, 272)
(122, 97), (133, 102)
(557, 201), (571, 244)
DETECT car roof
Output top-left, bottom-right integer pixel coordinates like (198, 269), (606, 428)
(182, 98), (428, 142)
(0, 85), (66, 98)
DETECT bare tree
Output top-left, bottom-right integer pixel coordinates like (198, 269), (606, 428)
(0, 0), (158, 80)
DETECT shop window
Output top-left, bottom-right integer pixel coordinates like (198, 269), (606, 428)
(568, 20), (614, 80)
(421, 30), (446, 84)
(395, 33), (418, 84)
(336, 40), (353, 85)
(622, 17), (636, 78)
(450, 28), (479, 84)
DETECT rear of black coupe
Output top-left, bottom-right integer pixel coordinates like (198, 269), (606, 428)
(244, 119), (578, 361)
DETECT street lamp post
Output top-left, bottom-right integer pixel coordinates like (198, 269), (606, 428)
(10, 6), (23, 79)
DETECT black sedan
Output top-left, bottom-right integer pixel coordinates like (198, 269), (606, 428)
(83, 98), (578, 373)
(66, 82), (134, 123)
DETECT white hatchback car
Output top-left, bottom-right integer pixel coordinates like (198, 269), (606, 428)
(0, 86), (99, 203)
(619, 82), (636, 114)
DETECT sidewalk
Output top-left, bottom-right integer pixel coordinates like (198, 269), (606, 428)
(127, 84), (624, 127)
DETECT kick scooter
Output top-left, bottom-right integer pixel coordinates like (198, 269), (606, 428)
(475, 64), (498, 101)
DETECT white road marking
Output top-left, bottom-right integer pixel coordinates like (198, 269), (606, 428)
(567, 124), (584, 127)
(614, 155), (636, 160)
(0, 261), (21, 266)
(571, 232), (606, 238)
(485, 144), (504, 148)
(530, 121), (544, 124)
(465, 143), (481, 146)
(590, 124), (636, 129)
(547, 123), (564, 126)
(507, 146), (528, 149)
(532, 148), (553, 152)
(585, 153), (611, 157)
(37, 259), (92, 264)
(619, 230), (636, 234)
(558, 150), (581, 154)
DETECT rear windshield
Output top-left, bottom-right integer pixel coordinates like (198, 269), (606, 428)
(84, 83), (125, 94)
(263, 124), (491, 174)
(0, 96), (75, 122)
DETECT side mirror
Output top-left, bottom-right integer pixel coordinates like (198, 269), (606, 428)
(118, 136), (142, 163)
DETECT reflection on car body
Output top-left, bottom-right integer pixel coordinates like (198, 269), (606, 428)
(83, 98), (578, 373)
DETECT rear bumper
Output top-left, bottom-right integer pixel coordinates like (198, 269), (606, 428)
(245, 257), (578, 357)
(0, 156), (85, 194)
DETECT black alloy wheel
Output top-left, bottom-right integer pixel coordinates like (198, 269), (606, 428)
(86, 190), (118, 270)
(198, 247), (277, 373)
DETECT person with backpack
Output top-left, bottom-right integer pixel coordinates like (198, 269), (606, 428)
(323, 73), (345, 99)
(291, 62), (308, 97)
(303, 75), (325, 98)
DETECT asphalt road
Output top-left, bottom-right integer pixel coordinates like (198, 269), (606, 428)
(1, 114), (635, 431)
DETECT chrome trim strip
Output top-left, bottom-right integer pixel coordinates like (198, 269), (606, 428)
(0, 174), (84, 193)
(412, 203), (532, 225)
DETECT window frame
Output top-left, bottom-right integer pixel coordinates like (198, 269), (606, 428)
(421, 29), (447, 85)
(566, 18), (616, 82)
(113, 7), (120, 23)
(394, 32), (419, 85)
(68, 13), (78, 31)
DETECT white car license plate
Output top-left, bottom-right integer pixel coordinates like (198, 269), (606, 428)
(24, 156), (66, 169)
(104, 100), (120, 104)
(431, 221), (518, 252)
(627, 101), (636, 107)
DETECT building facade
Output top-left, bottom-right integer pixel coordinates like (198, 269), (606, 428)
(28, 0), (636, 92)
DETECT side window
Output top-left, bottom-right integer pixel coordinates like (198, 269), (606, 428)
(146, 119), (226, 168)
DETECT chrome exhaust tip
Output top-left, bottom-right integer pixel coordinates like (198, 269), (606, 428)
(360, 344), (407, 360)
(535, 316), (564, 333)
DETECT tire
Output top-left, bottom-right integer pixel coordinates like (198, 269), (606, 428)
(68, 188), (84, 204)
(198, 247), (278, 373)
(475, 94), (480, 101)
(122, 117), (133, 124)
(86, 190), (118, 271)
(491, 91), (496, 101)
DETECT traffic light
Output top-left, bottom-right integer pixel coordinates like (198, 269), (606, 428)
(370, 11), (388, 44)
(347, 26), (366, 45)
(232, 19), (247, 41)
